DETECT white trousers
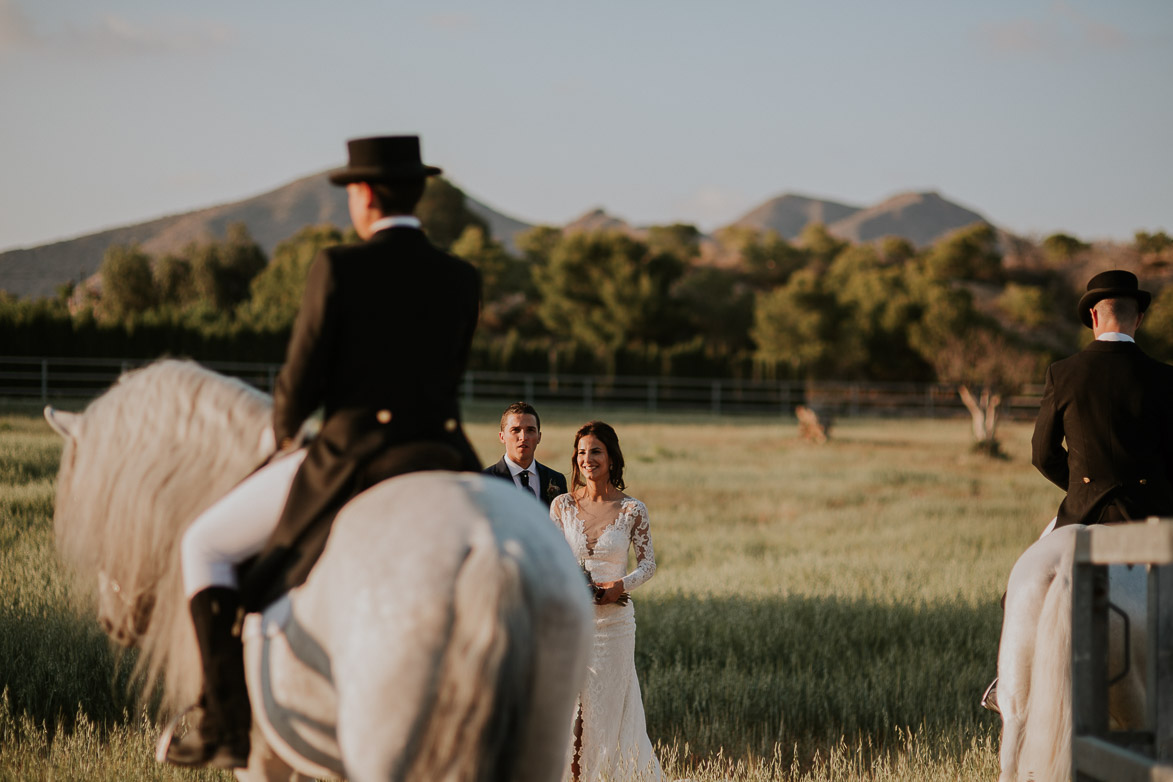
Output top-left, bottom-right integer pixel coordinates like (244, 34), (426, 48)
(1039, 516), (1058, 539)
(181, 449), (308, 598)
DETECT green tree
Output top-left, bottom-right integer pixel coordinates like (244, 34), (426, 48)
(923, 223), (1003, 282)
(713, 225), (807, 289)
(187, 223), (268, 311)
(416, 177), (488, 249)
(98, 244), (156, 321)
(240, 224), (345, 331)
(219, 223), (268, 305)
(878, 236), (916, 265)
(452, 225), (523, 302)
(751, 268), (865, 379)
(1041, 232), (1089, 265)
(905, 268), (1041, 454)
(796, 223), (848, 268)
(451, 225), (534, 334)
(671, 266), (754, 355)
(515, 225), (563, 265)
(1137, 285), (1173, 363)
(925, 328), (1041, 456)
(645, 223), (701, 261)
(742, 230), (806, 290)
(533, 231), (684, 375)
(827, 246), (930, 380)
(154, 254), (195, 307)
(1136, 230), (1173, 264)
(997, 283), (1052, 328)
(905, 269), (984, 355)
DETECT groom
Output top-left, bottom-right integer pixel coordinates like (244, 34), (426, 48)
(484, 402), (567, 507)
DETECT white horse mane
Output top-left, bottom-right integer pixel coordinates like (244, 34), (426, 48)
(54, 359), (273, 710)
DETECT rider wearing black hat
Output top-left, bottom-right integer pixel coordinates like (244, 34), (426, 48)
(167, 135), (481, 768)
(984, 269), (1173, 715)
(1033, 269), (1173, 528)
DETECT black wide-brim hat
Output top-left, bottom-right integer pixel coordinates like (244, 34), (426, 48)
(1077, 269), (1151, 328)
(327, 135), (441, 185)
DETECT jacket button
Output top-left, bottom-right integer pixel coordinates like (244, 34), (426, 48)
(444, 418), (458, 432)
(1082, 477), (1091, 484)
(376, 410), (392, 424)
(1140, 478), (1148, 485)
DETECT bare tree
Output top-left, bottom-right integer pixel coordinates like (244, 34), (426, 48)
(930, 329), (1041, 456)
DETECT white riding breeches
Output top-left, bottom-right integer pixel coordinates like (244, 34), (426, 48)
(181, 448), (308, 598)
(1039, 516), (1058, 539)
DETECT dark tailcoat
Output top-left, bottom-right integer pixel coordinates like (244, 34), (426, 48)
(241, 226), (481, 609)
(483, 457), (568, 508)
(1032, 340), (1173, 528)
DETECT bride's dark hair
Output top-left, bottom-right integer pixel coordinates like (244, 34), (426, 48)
(570, 420), (625, 491)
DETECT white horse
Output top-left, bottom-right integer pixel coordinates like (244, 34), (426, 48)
(997, 523), (1147, 782)
(45, 360), (593, 782)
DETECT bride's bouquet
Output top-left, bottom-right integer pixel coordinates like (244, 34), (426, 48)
(580, 560), (629, 605)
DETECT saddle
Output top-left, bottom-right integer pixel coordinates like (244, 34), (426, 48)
(239, 439), (474, 612)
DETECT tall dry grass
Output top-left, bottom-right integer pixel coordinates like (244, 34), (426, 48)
(0, 400), (1054, 779)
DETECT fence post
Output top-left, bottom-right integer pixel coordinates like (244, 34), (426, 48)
(41, 359), (48, 404)
(583, 377), (592, 408)
(711, 380), (721, 415)
(1152, 564), (1173, 760)
(267, 365), (276, 393)
(648, 378), (657, 412)
(524, 375), (534, 402)
(464, 371), (474, 405)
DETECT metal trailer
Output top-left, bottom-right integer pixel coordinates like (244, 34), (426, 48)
(1073, 520), (1173, 781)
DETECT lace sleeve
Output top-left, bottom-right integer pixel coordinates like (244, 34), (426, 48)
(549, 493), (568, 532)
(621, 499), (657, 591)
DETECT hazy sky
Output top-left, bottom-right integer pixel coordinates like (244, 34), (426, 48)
(1, 0), (1169, 253)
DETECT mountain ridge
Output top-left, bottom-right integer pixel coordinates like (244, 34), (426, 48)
(0, 174), (997, 298)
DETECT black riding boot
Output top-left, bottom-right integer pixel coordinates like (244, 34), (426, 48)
(164, 586), (251, 769)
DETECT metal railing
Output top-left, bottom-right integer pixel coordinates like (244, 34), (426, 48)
(1072, 521), (1173, 780)
(0, 355), (1045, 418)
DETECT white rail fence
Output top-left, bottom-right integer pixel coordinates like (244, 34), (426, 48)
(0, 355), (1045, 418)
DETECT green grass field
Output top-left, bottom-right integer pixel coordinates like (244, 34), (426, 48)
(0, 399), (1059, 780)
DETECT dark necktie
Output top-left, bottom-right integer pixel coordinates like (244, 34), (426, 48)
(518, 470), (531, 493)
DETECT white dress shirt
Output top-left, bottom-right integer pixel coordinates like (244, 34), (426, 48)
(1097, 332), (1135, 343)
(368, 215), (422, 233)
(503, 455), (542, 503)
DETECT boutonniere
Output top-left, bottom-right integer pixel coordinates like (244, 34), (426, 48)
(545, 481), (561, 502)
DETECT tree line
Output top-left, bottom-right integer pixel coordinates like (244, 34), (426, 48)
(2, 178), (1171, 449)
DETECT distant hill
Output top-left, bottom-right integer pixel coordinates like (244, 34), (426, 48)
(724, 190), (992, 248)
(0, 179), (1000, 299)
(0, 173), (533, 299)
(825, 191), (990, 247)
(728, 193), (861, 239)
(563, 208), (635, 236)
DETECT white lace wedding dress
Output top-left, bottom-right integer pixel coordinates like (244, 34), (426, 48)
(550, 493), (662, 782)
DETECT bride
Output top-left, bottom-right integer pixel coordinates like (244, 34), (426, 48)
(550, 420), (662, 781)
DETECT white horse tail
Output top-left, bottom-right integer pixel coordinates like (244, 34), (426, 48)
(1018, 564), (1073, 782)
(407, 527), (534, 782)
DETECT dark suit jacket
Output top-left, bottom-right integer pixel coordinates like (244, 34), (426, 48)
(484, 456), (568, 508)
(241, 226), (481, 609)
(1032, 340), (1173, 528)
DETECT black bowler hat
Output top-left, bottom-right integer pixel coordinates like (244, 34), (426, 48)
(327, 136), (442, 185)
(1077, 269), (1151, 328)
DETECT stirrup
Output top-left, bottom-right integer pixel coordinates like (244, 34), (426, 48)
(156, 703), (200, 764)
(981, 678), (1000, 716)
(156, 703), (249, 769)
